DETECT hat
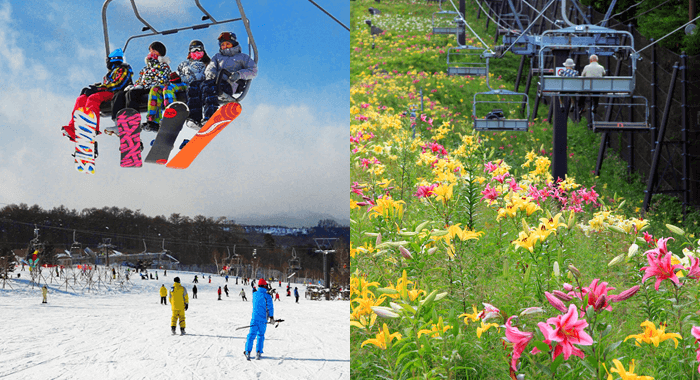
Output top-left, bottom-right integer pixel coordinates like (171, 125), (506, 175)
(258, 278), (267, 287)
(174, 277), (180, 283)
(563, 58), (575, 67)
(217, 31), (237, 46)
(149, 41), (166, 56)
(108, 48), (124, 63)
(189, 40), (205, 52)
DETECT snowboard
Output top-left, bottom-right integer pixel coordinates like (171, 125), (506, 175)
(165, 102), (242, 169)
(73, 107), (98, 174)
(145, 102), (189, 165)
(116, 108), (143, 168)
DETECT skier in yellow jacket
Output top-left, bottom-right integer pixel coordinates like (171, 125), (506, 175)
(169, 277), (189, 335)
(159, 284), (168, 305)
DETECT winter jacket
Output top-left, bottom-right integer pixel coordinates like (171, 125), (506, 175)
(205, 45), (257, 83)
(97, 62), (133, 92)
(250, 287), (274, 323)
(581, 61), (605, 77)
(169, 282), (189, 311)
(160, 286), (167, 297)
(42, 287), (48, 297)
(134, 56), (172, 88)
(177, 59), (208, 85)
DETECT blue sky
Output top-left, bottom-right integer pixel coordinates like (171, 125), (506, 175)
(0, 0), (349, 227)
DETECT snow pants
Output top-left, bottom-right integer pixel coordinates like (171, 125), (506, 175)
(161, 296), (167, 305)
(245, 320), (267, 353)
(201, 79), (233, 122)
(64, 89), (114, 141)
(147, 83), (186, 123)
(171, 309), (186, 328)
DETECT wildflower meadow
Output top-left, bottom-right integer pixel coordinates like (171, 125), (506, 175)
(350, 1), (700, 379)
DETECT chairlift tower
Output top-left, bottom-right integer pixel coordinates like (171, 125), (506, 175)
(314, 238), (338, 300)
(97, 238), (116, 267)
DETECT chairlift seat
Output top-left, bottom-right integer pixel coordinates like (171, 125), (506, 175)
(539, 76), (634, 96)
(591, 121), (650, 132)
(446, 46), (488, 76)
(98, 79), (250, 118)
(474, 118), (528, 131)
(432, 9), (461, 35)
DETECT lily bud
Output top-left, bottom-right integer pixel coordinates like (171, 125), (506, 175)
(608, 254), (625, 267)
(519, 307), (544, 316)
(371, 306), (399, 318)
(609, 285), (640, 303)
(552, 261), (560, 277)
(398, 245), (413, 259)
(427, 247), (438, 255)
(568, 264), (581, 279)
(544, 291), (568, 313)
(376, 233), (382, 247)
(552, 290), (573, 302)
(627, 243), (639, 258)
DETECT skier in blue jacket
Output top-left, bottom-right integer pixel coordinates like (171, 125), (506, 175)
(244, 278), (274, 360)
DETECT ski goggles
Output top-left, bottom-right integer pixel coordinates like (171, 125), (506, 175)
(217, 32), (237, 42)
(189, 46), (203, 53)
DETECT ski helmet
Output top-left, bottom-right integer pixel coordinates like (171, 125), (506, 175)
(107, 48), (124, 68)
(217, 31), (239, 49)
(174, 277), (181, 283)
(189, 40), (205, 52)
(258, 278), (267, 287)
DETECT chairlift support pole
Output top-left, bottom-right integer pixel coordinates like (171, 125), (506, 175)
(551, 49), (569, 181)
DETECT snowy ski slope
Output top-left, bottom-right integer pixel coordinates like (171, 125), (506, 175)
(0, 269), (349, 379)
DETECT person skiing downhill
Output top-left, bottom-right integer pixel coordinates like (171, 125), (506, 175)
(217, 286), (222, 300)
(61, 48), (133, 141)
(294, 287), (299, 303)
(41, 285), (48, 304)
(192, 285), (198, 299)
(244, 278), (275, 360)
(240, 288), (247, 301)
(169, 277), (189, 335)
(224, 284), (229, 297)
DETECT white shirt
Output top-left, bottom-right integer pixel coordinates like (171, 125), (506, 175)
(581, 61), (605, 77)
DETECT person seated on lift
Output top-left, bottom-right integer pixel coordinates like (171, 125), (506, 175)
(580, 54), (605, 115)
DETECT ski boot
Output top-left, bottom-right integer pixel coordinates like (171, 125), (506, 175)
(180, 327), (186, 335)
(256, 352), (261, 360)
(244, 351), (251, 361)
(141, 121), (160, 132)
(171, 326), (176, 335)
(184, 119), (200, 131)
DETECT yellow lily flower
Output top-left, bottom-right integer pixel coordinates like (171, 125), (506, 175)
(624, 320), (682, 348)
(361, 323), (402, 350)
(417, 317), (451, 339)
(350, 313), (377, 330)
(604, 359), (654, 380)
(512, 230), (538, 253)
(459, 305), (481, 325)
(432, 183), (454, 205)
(475, 320), (500, 339)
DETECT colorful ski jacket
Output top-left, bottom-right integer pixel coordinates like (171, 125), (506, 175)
(169, 282), (189, 311)
(177, 59), (208, 85)
(134, 56), (172, 88)
(97, 62), (133, 92)
(250, 287), (274, 323)
(205, 45), (257, 83)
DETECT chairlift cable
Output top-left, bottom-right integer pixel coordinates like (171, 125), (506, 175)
(501, 0), (558, 56)
(519, 0), (560, 28)
(637, 14), (700, 54)
(471, 0), (511, 32)
(307, 0), (349, 31)
(596, 0), (649, 26)
(447, 0), (493, 52)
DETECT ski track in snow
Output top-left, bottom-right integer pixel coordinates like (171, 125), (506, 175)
(0, 270), (349, 380)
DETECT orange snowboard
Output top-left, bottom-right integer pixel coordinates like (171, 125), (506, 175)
(166, 102), (242, 169)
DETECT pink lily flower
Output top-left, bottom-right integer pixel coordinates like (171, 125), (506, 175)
(478, 303), (500, 321)
(480, 184), (500, 202)
(536, 304), (593, 360)
(692, 326), (700, 374)
(505, 316), (533, 371)
(640, 251), (684, 290)
(686, 257), (700, 280)
(544, 291), (568, 313)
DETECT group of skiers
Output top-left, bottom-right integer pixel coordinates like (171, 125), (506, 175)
(163, 276), (277, 360)
(61, 32), (257, 142)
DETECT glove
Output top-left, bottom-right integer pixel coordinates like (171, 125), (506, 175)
(185, 304), (189, 311)
(227, 71), (241, 84)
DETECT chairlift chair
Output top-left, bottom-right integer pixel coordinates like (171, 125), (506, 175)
(70, 230), (82, 256)
(446, 45), (488, 76)
(471, 54), (530, 131)
(591, 96), (650, 132)
(537, 27), (638, 97)
(431, 5), (461, 35)
(98, 0), (258, 117)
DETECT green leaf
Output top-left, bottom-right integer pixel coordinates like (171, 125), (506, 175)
(532, 341), (550, 353)
(601, 324), (612, 338)
(550, 354), (564, 373)
(603, 340), (622, 359)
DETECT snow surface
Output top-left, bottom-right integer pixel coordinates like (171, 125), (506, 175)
(0, 269), (349, 380)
